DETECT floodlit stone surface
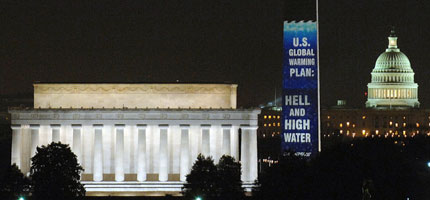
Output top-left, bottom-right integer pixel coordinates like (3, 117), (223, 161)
(10, 83), (258, 196)
(34, 83), (237, 109)
(9, 109), (259, 195)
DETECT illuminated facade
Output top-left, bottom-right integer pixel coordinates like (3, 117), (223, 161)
(321, 107), (430, 139)
(366, 30), (419, 108)
(9, 83), (259, 196)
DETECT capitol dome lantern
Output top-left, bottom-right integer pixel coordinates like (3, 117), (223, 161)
(366, 29), (419, 108)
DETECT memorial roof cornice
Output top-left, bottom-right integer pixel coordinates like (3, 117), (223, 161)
(9, 107), (260, 112)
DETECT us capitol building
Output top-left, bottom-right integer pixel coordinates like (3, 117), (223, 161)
(321, 29), (430, 139)
(366, 29), (419, 108)
(9, 83), (259, 196)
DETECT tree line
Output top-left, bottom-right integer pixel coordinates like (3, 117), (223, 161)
(1, 135), (429, 200)
(254, 135), (430, 200)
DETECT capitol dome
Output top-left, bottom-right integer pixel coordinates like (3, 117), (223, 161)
(366, 29), (419, 108)
(373, 51), (412, 72)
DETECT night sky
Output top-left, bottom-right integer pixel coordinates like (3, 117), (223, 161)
(1, 0), (429, 108)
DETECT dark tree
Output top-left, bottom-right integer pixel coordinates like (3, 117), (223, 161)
(351, 138), (429, 200)
(30, 142), (85, 200)
(182, 154), (218, 200)
(0, 124), (12, 184)
(255, 137), (430, 200)
(308, 142), (364, 200)
(216, 155), (245, 200)
(252, 153), (309, 200)
(0, 164), (30, 200)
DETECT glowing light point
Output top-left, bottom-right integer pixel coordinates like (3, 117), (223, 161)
(427, 161), (430, 168)
(195, 196), (202, 200)
(18, 197), (25, 200)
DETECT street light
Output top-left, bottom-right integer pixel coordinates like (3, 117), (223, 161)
(427, 161), (430, 168)
(18, 197), (25, 200)
(195, 196), (202, 200)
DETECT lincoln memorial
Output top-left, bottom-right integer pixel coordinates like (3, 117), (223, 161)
(9, 83), (260, 196)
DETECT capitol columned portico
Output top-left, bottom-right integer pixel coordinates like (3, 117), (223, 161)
(10, 83), (259, 196)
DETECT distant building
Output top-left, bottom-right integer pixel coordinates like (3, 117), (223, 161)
(321, 105), (429, 139)
(257, 106), (281, 172)
(0, 96), (32, 125)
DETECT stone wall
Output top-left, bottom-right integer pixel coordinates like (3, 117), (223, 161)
(34, 83), (237, 109)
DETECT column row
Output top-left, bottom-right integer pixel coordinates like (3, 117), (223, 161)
(369, 88), (417, 99)
(10, 123), (256, 182)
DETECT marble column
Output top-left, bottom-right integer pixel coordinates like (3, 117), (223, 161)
(72, 124), (82, 164)
(201, 125), (211, 157)
(180, 124), (190, 181)
(240, 125), (258, 182)
(30, 124), (40, 160)
(248, 126), (258, 182)
(11, 125), (22, 168)
(222, 124), (232, 156)
(51, 124), (61, 143)
(115, 124), (125, 182)
(137, 124), (147, 182)
(231, 126), (239, 159)
(159, 124), (169, 181)
(240, 125), (249, 182)
(93, 124), (103, 182)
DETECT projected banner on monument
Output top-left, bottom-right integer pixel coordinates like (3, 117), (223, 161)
(282, 21), (319, 157)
